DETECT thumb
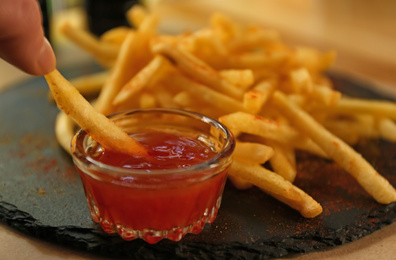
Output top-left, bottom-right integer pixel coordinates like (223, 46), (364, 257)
(0, 0), (56, 75)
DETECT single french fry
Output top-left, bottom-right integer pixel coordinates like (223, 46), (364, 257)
(60, 22), (120, 61)
(327, 97), (396, 120)
(100, 26), (131, 46)
(243, 90), (266, 114)
(139, 92), (156, 108)
(240, 134), (328, 159)
(321, 119), (360, 145)
(228, 174), (253, 190)
(172, 91), (210, 111)
(286, 47), (336, 73)
(47, 71), (109, 101)
(224, 50), (288, 69)
(287, 67), (313, 94)
(172, 91), (194, 107)
(95, 31), (137, 114)
(113, 55), (171, 106)
(94, 56), (116, 70)
(219, 112), (305, 144)
(272, 91), (396, 204)
(266, 140), (297, 183)
(243, 78), (277, 114)
(55, 111), (75, 155)
(321, 115), (378, 143)
(230, 160), (323, 218)
(126, 4), (148, 28)
(227, 26), (280, 53)
(219, 69), (254, 90)
(153, 86), (179, 108)
(178, 28), (228, 69)
(70, 70), (109, 95)
(152, 42), (244, 99)
(163, 71), (248, 114)
(310, 84), (341, 106)
(95, 13), (158, 114)
(210, 12), (241, 42)
(234, 141), (274, 164)
(378, 118), (396, 142)
(45, 69), (147, 157)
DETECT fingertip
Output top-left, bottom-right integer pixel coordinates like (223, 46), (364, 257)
(35, 37), (56, 75)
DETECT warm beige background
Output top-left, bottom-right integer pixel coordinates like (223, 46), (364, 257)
(1, 0), (396, 259)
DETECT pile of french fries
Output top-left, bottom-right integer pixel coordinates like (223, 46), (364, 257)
(55, 5), (396, 218)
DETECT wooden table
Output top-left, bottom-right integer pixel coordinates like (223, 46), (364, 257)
(1, 0), (396, 259)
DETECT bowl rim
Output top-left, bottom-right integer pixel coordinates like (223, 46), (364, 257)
(71, 108), (235, 177)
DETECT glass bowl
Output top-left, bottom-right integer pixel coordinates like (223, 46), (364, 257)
(71, 108), (234, 244)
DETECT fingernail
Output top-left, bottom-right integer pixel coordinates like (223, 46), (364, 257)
(37, 38), (56, 75)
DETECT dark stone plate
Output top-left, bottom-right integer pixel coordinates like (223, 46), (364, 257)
(0, 64), (395, 259)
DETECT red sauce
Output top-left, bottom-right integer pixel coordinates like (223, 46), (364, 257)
(95, 131), (216, 170)
(76, 131), (229, 243)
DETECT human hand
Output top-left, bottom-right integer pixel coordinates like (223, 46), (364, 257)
(0, 0), (56, 75)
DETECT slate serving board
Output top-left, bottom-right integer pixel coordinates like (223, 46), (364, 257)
(0, 63), (395, 259)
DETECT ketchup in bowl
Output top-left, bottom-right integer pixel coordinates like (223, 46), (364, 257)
(71, 108), (234, 244)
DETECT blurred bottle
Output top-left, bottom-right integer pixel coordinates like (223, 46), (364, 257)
(85, 0), (140, 36)
(38, 0), (51, 40)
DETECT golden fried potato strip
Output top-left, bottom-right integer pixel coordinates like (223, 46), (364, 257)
(230, 160), (323, 218)
(45, 70), (147, 157)
(272, 91), (396, 204)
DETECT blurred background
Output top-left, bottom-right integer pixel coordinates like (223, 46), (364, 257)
(2, 0), (396, 95)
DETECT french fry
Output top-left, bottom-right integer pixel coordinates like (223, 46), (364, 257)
(230, 160), (323, 218)
(60, 22), (120, 61)
(58, 5), (396, 219)
(126, 4), (148, 28)
(47, 71), (109, 101)
(162, 71), (247, 114)
(287, 67), (313, 94)
(286, 47), (336, 74)
(152, 42), (244, 99)
(55, 111), (75, 154)
(219, 69), (254, 90)
(113, 55), (171, 106)
(221, 112), (328, 158)
(378, 118), (396, 142)
(234, 141), (274, 164)
(309, 84), (341, 106)
(240, 134), (328, 159)
(272, 91), (396, 204)
(321, 114), (378, 143)
(95, 13), (158, 114)
(153, 85), (179, 108)
(94, 31), (137, 114)
(321, 119), (360, 145)
(70, 71), (108, 95)
(228, 175), (253, 190)
(139, 92), (156, 108)
(100, 26), (131, 46)
(179, 28), (228, 69)
(210, 12), (241, 42)
(326, 97), (396, 120)
(243, 78), (277, 114)
(45, 70), (147, 157)
(224, 50), (288, 69)
(219, 112), (306, 144)
(94, 56), (116, 70)
(227, 26), (280, 53)
(266, 140), (297, 183)
(172, 91), (194, 107)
